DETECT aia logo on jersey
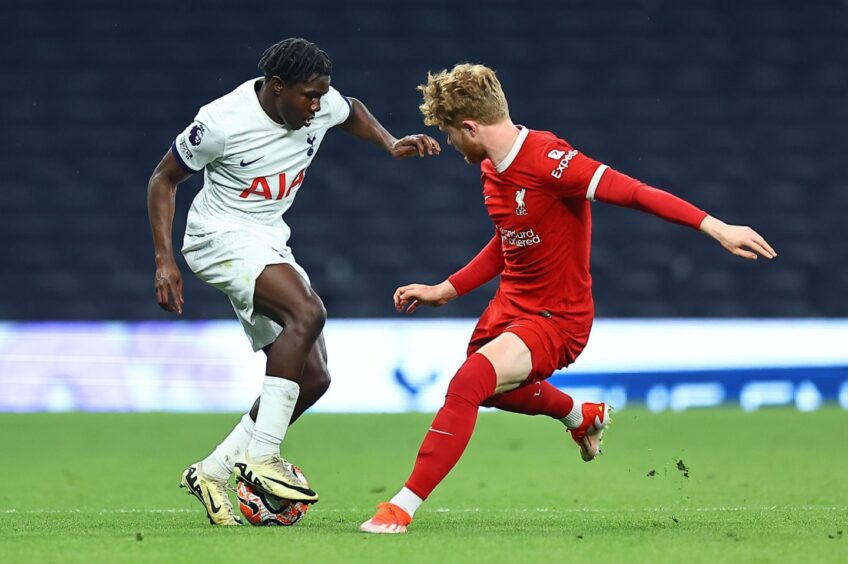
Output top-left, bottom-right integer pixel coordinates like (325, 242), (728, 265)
(188, 123), (205, 146)
(240, 170), (306, 200)
(306, 134), (316, 156)
(515, 189), (528, 216)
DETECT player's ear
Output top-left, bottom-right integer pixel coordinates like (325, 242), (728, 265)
(460, 120), (478, 137)
(270, 76), (286, 96)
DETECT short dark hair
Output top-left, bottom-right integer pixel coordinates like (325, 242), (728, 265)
(258, 38), (332, 85)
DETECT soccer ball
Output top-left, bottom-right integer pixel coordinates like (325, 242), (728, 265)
(236, 474), (311, 526)
(236, 480), (311, 526)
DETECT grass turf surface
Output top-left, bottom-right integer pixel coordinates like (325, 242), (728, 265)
(0, 408), (846, 563)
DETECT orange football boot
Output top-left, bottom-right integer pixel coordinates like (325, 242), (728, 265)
(359, 502), (413, 534)
(569, 402), (612, 461)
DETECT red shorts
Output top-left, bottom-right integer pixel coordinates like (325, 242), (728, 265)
(467, 306), (592, 383)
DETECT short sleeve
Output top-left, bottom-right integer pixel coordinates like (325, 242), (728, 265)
(323, 86), (352, 128)
(171, 112), (226, 173)
(541, 138), (608, 200)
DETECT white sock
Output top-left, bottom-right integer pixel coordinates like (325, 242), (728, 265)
(247, 376), (300, 461)
(390, 487), (423, 518)
(200, 413), (254, 481)
(561, 402), (583, 429)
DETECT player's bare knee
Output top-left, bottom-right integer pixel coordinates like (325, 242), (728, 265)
(295, 298), (326, 340)
(273, 297), (325, 343)
(308, 368), (331, 397)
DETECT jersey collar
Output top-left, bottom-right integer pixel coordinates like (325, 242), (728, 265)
(494, 126), (529, 173)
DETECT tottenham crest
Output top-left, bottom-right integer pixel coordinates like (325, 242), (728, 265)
(515, 188), (528, 216)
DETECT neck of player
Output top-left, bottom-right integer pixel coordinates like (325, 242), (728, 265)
(483, 121), (521, 167)
(257, 81), (286, 125)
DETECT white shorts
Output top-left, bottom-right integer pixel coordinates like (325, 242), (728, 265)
(182, 229), (310, 351)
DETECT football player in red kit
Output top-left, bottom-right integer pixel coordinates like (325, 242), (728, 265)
(360, 64), (776, 534)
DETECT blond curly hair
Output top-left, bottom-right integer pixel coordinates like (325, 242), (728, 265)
(418, 64), (509, 128)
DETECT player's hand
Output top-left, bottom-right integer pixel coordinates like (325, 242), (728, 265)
(390, 134), (442, 159)
(394, 280), (458, 313)
(154, 257), (184, 314)
(700, 216), (777, 261)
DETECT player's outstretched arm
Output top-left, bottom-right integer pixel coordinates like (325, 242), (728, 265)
(699, 215), (777, 261)
(394, 281), (458, 313)
(147, 150), (192, 314)
(592, 168), (776, 260)
(340, 97), (441, 159)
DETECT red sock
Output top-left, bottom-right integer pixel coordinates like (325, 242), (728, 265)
(404, 353), (497, 500)
(481, 380), (573, 419)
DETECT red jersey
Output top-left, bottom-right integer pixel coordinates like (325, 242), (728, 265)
(448, 126), (706, 362)
(477, 127), (602, 330)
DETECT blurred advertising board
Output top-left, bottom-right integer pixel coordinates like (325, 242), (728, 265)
(0, 320), (845, 413)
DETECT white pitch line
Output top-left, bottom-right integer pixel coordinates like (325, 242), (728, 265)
(432, 506), (845, 513)
(1, 506), (845, 515)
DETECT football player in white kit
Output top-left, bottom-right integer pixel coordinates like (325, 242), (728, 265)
(147, 38), (441, 525)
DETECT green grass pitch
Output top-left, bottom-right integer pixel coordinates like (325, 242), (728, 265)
(1, 408), (846, 563)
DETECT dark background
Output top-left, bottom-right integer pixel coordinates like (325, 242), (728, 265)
(2, 0), (845, 320)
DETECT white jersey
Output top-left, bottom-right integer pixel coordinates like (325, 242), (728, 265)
(172, 77), (351, 243)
